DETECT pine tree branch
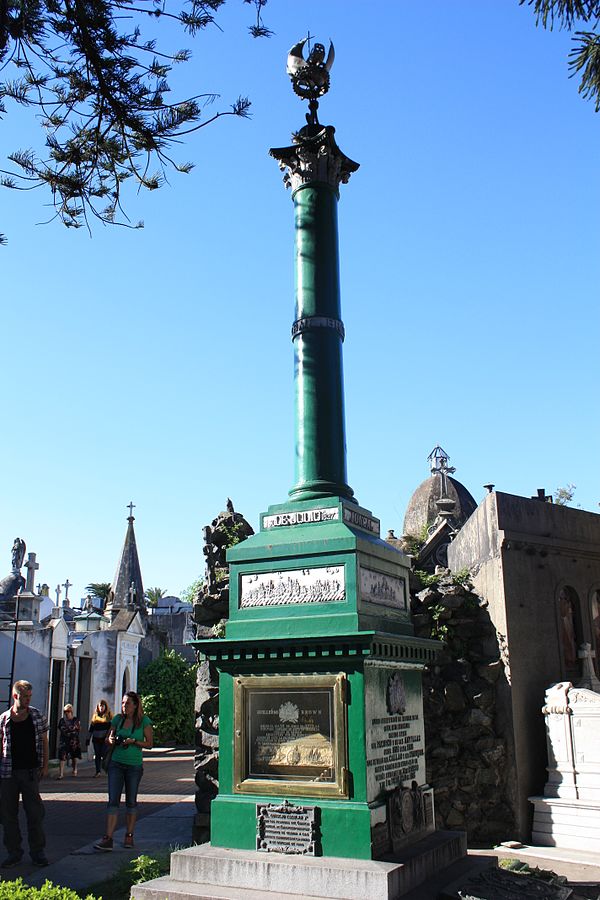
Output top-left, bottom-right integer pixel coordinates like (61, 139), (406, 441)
(0, 0), (271, 235)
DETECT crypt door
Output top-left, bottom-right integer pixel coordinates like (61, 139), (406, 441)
(48, 659), (64, 758)
(77, 657), (92, 733)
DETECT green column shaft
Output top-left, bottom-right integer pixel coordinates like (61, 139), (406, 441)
(289, 184), (354, 502)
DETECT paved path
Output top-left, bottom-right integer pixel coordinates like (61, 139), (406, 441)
(4, 751), (600, 898)
(0, 748), (196, 893)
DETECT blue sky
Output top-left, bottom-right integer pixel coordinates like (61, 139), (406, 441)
(1, 1), (598, 604)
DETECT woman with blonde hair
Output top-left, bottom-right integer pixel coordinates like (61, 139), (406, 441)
(87, 699), (113, 778)
(94, 691), (153, 851)
(56, 704), (82, 778)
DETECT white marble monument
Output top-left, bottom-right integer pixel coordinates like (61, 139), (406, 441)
(530, 679), (600, 850)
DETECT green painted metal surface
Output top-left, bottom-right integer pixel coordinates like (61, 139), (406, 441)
(224, 501), (414, 640)
(210, 661), (373, 858)
(196, 636), (440, 859)
(211, 796), (374, 859)
(289, 184), (353, 503)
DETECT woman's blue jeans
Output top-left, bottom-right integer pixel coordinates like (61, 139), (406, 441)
(106, 761), (143, 814)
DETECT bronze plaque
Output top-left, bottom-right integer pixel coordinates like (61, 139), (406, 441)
(234, 674), (348, 798)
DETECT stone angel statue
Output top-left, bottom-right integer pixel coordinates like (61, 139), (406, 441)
(11, 537), (26, 572)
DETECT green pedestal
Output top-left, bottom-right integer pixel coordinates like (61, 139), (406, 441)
(194, 499), (439, 860)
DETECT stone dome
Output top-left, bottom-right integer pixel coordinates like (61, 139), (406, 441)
(403, 474), (477, 539)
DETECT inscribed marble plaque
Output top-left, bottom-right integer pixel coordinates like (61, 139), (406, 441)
(364, 665), (425, 802)
(240, 566), (345, 608)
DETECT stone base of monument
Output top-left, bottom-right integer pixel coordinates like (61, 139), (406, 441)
(529, 681), (600, 852)
(530, 795), (600, 851)
(131, 832), (466, 900)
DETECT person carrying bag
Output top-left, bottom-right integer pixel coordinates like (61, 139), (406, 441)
(94, 692), (153, 851)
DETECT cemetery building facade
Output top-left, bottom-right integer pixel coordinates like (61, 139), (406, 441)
(398, 451), (600, 841)
(0, 507), (186, 757)
(447, 488), (600, 839)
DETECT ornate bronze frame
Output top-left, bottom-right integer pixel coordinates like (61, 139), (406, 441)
(233, 673), (349, 798)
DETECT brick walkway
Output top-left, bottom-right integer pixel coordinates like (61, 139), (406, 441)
(1, 748), (195, 885)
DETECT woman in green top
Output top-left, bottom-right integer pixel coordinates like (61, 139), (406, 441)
(93, 691), (153, 852)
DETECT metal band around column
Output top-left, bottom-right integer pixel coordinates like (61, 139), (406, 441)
(291, 316), (345, 342)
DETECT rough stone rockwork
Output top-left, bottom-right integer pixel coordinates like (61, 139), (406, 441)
(192, 502), (253, 843)
(410, 569), (516, 843)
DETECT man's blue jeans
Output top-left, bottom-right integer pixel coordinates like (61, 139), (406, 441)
(106, 761), (143, 813)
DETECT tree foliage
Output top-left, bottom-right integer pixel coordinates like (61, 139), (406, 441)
(145, 585), (167, 607)
(85, 581), (111, 601)
(520, 0), (600, 110)
(0, 0), (270, 234)
(555, 482), (577, 504)
(138, 649), (197, 743)
(180, 576), (203, 604)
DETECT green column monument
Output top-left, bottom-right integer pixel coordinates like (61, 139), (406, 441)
(283, 123), (356, 503)
(189, 37), (465, 892)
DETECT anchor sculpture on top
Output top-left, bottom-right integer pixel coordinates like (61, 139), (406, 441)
(286, 36), (335, 125)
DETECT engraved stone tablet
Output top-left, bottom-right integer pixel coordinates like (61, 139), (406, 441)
(364, 665), (425, 801)
(240, 565), (345, 608)
(256, 800), (318, 855)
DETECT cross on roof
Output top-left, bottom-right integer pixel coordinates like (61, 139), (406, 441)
(24, 553), (39, 593)
(127, 501), (136, 518)
(63, 579), (72, 600)
(578, 642), (600, 692)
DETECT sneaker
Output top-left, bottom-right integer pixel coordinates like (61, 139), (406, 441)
(123, 832), (134, 849)
(94, 835), (113, 852)
(1, 853), (23, 868)
(31, 853), (48, 867)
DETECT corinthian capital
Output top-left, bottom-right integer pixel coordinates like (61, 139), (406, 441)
(270, 124), (359, 195)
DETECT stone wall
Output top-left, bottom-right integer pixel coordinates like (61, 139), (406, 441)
(411, 569), (516, 843)
(138, 626), (166, 671)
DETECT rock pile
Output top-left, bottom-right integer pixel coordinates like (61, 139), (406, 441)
(192, 502), (253, 843)
(411, 569), (516, 842)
